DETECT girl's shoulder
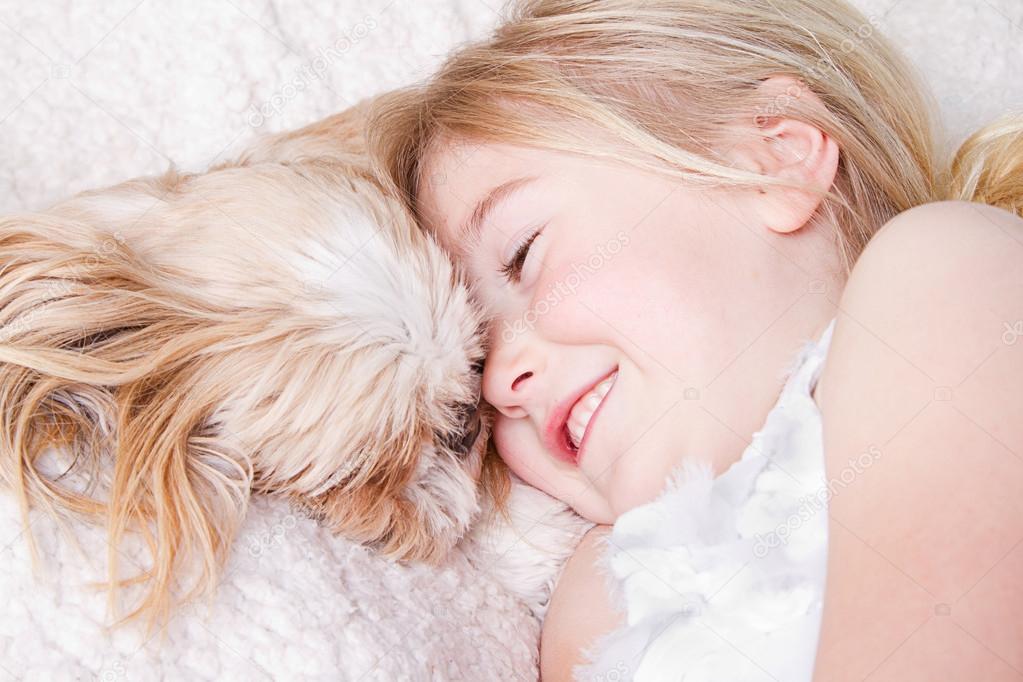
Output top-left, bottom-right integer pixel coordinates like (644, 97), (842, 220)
(539, 524), (624, 682)
(811, 202), (1023, 679)
(840, 199), (1022, 313)
(814, 199), (1023, 413)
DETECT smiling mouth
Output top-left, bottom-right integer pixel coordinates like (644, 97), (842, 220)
(562, 369), (618, 462)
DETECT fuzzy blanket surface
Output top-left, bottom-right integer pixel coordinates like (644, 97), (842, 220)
(1, 0), (1022, 680)
(0, 457), (591, 680)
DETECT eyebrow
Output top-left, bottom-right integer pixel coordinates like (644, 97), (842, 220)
(455, 175), (538, 258)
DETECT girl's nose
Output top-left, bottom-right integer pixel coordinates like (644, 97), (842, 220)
(511, 370), (533, 391)
(482, 330), (545, 419)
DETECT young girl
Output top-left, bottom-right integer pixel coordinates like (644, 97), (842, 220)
(369, 0), (1023, 679)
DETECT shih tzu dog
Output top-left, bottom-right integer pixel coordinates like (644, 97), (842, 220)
(0, 97), (500, 626)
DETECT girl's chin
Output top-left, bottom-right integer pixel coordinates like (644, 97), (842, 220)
(602, 468), (680, 518)
(567, 487), (618, 525)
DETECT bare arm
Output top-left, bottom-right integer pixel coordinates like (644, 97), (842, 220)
(813, 201), (1023, 681)
(540, 524), (626, 681)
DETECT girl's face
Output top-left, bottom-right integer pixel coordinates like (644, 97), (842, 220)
(417, 134), (840, 523)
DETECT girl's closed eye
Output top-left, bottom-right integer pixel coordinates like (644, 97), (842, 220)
(499, 223), (547, 284)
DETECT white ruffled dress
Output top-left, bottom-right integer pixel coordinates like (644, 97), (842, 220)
(576, 318), (837, 682)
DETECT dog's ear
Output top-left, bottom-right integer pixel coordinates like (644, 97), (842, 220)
(105, 357), (252, 626)
(0, 216), (123, 522)
(0, 215), (251, 628)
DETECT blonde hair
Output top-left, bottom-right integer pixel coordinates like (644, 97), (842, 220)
(367, 0), (1023, 277)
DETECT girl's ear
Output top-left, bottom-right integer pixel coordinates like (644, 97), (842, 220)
(723, 75), (841, 235)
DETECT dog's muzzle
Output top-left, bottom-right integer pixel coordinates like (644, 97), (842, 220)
(439, 358), (485, 456)
(442, 402), (483, 457)
(458, 406), (483, 455)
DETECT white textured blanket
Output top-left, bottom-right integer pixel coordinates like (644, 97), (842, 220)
(1, 0), (1021, 679)
(2, 0), (1020, 217)
(0, 461), (591, 680)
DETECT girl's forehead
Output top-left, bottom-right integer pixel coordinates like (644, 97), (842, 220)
(419, 141), (520, 203)
(421, 142), (587, 217)
(426, 139), (533, 177)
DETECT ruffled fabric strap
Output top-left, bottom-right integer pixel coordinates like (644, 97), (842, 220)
(575, 318), (837, 682)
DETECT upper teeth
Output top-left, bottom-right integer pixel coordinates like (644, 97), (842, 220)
(566, 371), (617, 449)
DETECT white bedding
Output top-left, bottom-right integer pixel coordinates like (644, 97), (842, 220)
(0, 459), (591, 680)
(1, 0), (1021, 679)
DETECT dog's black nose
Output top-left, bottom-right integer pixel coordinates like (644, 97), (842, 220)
(442, 401), (483, 456)
(458, 405), (483, 454)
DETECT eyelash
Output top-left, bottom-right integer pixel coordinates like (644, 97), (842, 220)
(499, 224), (546, 284)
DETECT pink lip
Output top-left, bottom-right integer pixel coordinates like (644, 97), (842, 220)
(543, 367), (618, 467)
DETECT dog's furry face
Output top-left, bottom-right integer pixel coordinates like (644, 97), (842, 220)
(0, 105), (489, 623)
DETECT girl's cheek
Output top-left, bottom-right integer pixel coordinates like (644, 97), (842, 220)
(527, 253), (635, 344)
(493, 417), (566, 500)
(493, 418), (539, 481)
